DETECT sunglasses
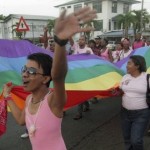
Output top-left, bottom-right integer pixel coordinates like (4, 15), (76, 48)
(21, 66), (45, 76)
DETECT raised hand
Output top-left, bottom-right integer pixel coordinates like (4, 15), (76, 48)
(54, 7), (97, 40)
(3, 82), (13, 97)
(44, 27), (48, 33)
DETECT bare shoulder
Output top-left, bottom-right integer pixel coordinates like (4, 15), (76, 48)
(25, 94), (32, 105)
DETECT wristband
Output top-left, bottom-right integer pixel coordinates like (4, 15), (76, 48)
(4, 96), (12, 101)
(4, 94), (12, 101)
(54, 35), (68, 46)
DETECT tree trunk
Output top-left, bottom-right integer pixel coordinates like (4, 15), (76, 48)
(124, 27), (128, 38)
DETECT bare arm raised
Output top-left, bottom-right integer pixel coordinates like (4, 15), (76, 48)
(50, 7), (97, 116)
(3, 83), (25, 125)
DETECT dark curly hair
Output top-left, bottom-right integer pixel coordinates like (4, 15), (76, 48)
(130, 55), (146, 72)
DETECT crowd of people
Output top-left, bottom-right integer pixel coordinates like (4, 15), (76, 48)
(44, 32), (149, 64)
(2, 6), (150, 150)
(42, 30), (150, 121)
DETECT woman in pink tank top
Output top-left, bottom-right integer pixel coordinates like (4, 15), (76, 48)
(2, 7), (97, 150)
(100, 38), (113, 62)
(132, 33), (145, 50)
(26, 92), (66, 150)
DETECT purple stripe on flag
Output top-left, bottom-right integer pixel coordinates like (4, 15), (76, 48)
(114, 50), (134, 68)
(0, 39), (51, 57)
(67, 53), (104, 61)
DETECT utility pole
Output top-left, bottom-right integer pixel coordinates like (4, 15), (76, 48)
(140, 0), (144, 33)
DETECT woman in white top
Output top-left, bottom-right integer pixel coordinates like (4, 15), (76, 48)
(120, 55), (150, 150)
(119, 39), (132, 61)
(112, 42), (123, 62)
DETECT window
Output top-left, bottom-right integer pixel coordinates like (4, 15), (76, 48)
(4, 27), (7, 34)
(28, 25), (32, 32)
(8, 27), (12, 33)
(112, 2), (117, 13)
(39, 25), (45, 31)
(93, 20), (103, 31)
(67, 6), (71, 9)
(60, 7), (66, 13)
(123, 4), (129, 13)
(61, 7), (65, 10)
(93, 1), (102, 13)
(74, 4), (82, 12)
(109, 20), (111, 31)
(114, 21), (117, 30)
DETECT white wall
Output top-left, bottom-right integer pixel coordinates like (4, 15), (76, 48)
(59, 2), (85, 15)
(58, 0), (133, 32)
(0, 22), (4, 39)
(3, 17), (49, 39)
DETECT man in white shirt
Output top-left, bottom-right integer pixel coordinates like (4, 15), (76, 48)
(69, 35), (92, 120)
(70, 35), (93, 55)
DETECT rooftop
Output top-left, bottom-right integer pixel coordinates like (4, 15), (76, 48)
(4, 14), (55, 22)
(55, 0), (140, 7)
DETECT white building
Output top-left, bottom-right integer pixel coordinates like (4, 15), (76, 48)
(0, 14), (55, 40)
(0, 20), (5, 39)
(55, 0), (140, 38)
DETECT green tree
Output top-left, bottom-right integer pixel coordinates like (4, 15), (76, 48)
(83, 21), (93, 41)
(81, 20), (100, 41)
(93, 20), (103, 31)
(47, 19), (55, 36)
(132, 9), (149, 36)
(115, 12), (134, 37)
(0, 15), (5, 20)
(12, 23), (26, 39)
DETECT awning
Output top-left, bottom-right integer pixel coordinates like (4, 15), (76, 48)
(101, 30), (134, 37)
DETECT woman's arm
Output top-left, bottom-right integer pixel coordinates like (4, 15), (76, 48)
(3, 84), (26, 125)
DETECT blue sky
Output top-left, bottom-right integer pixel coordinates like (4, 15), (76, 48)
(0, 0), (149, 17)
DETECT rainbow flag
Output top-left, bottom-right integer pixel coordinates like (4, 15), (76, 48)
(1, 39), (150, 109)
(65, 54), (124, 108)
(115, 46), (150, 73)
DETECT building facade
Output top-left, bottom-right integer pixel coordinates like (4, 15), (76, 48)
(0, 14), (55, 40)
(0, 20), (5, 39)
(55, 0), (140, 38)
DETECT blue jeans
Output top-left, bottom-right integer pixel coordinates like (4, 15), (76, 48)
(121, 107), (150, 150)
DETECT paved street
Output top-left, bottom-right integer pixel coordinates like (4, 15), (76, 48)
(0, 97), (150, 150)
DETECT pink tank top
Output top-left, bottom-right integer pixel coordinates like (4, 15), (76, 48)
(133, 40), (144, 50)
(100, 48), (110, 61)
(25, 93), (66, 150)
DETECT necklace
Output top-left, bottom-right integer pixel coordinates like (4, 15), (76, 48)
(27, 91), (50, 137)
(28, 101), (43, 137)
(31, 98), (44, 104)
(31, 91), (50, 104)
